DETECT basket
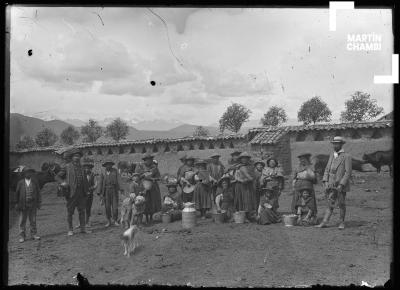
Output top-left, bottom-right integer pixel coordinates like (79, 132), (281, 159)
(161, 213), (171, 223)
(212, 211), (226, 223)
(233, 211), (246, 223)
(282, 214), (297, 227)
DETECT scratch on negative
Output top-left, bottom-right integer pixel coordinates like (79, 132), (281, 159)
(92, 12), (104, 26)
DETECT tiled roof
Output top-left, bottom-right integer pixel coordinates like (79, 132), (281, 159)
(10, 145), (63, 154)
(249, 120), (392, 134)
(377, 111), (393, 121)
(250, 127), (289, 145)
(11, 134), (245, 154)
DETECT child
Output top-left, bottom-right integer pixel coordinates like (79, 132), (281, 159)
(256, 188), (281, 225)
(15, 167), (41, 242)
(129, 173), (145, 196)
(295, 186), (317, 226)
(153, 178), (182, 222)
(193, 159), (212, 219)
(215, 175), (235, 222)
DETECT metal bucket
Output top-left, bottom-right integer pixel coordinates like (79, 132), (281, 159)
(233, 211), (246, 224)
(182, 211), (196, 229)
(162, 213), (172, 223)
(283, 214), (297, 227)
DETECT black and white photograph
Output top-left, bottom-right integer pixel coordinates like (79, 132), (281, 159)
(5, 4), (395, 286)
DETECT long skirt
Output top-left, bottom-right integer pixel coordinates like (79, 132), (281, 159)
(144, 182), (162, 215)
(221, 202), (234, 220)
(193, 183), (212, 211)
(258, 208), (281, 225)
(234, 182), (256, 212)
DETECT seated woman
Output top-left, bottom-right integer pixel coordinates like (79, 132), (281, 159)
(215, 175), (235, 222)
(256, 188), (281, 225)
(294, 184), (317, 226)
(153, 178), (183, 222)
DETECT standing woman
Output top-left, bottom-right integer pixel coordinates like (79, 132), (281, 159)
(253, 159), (265, 212)
(178, 156), (196, 203)
(207, 153), (225, 205)
(193, 159), (213, 219)
(234, 152), (256, 222)
(291, 153), (317, 215)
(261, 158), (284, 211)
(135, 153), (162, 224)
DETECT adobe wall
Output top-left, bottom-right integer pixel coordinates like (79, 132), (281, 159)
(10, 151), (63, 171)
(289, 127), (393, 172)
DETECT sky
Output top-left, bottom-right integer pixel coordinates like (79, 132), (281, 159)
(10, 7), (394, 129)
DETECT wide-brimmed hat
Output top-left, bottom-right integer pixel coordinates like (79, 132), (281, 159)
(185, 155), (195, 161)
(254, 159), (266, 166)
(166, 181), (178, 188)
(238, 152), (251, 159)
(210, 153), (221, 158)
(331, 136), (346, 144)
(142, 153), (154, 160)
(230, 150), (242, 156)
(82, 162), (94, 168)
(102, 159), (115, 167)
(194, 159), (207, 166)
(297, 153), (312, 159)
(217, 175), (231, 186)
(22, 167), (36, 175)
(260, 187), (275, 194)
(68, 148), (83, 157)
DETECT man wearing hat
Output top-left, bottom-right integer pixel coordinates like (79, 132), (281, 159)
(64, 148), (90, 235)
(316, 136), (352, 229)
(207, 153), (225, 206)
(15, 167), (41, 242)
(98, 159), (121, 227)
(135, 153), (162, 224)
(291, 153), (317, 213)
(82, 160), (97, 228)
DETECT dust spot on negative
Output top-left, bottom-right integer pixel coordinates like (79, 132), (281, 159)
(150, 81), (156, 86)
(28, 49), (33, 56)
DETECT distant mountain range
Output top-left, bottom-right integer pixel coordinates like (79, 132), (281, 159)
(9, 113), (342, 149)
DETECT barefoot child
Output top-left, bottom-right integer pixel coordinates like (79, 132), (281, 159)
(295, 185), (317, 226)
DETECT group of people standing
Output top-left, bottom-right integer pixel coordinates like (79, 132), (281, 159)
(14, 135), (352, 242)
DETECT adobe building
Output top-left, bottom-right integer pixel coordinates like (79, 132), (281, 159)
(9, 120), (393, 176)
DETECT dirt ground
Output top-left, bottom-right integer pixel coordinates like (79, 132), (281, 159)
(8, 171), (392, 286)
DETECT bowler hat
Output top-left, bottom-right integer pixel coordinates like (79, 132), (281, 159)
(254, 159), (266, 166)
(166, 181), (178, 188)
(102, 159), (115, 167)
(22, 167), (36, 175)
(231, 150), (242, 156)
(69, 148), (83, 157)
(238, 152), (251, 159)
(194, 159), (207, 166)
(142, 153), (154, 160)
(210, 153), (221, 158)
(297, 153), (312, 159)
(185, 155), (195, 161)
(331, 136), (346, 144)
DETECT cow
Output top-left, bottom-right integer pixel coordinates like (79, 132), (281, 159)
(362, 150), (393, 176)
(312, 154), (365, 181)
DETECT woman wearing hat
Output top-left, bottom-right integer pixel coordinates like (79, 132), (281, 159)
(215, 175), (235, 222)
(207, 153), (225, 207)
(234, 152), (257, 221)
(193, 159), (213, 219)
(261, 158), (284, 211)
(15, 167), (41, 242)
(291, 153), (317, 216)
(135, 153), (162, 224)
(256, 187), (281, 225)
(154, 178), (183, 222)
(253, 159), (266, 211)
(98, 159), (121, 227)
(178, 155), (196, 203)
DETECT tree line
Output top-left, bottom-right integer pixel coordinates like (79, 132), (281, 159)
(15, 91), (384, 150)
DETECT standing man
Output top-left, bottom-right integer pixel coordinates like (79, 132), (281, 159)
(65, 148), (90, 236)
(316, 136), (352, 229)
(15, 167), (41, 242)
(207, 153), (225, 205)
(83, 161), (97, 228)
(98, 160), (121, 227)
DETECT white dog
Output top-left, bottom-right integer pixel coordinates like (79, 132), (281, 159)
(121, 224), (139, 257)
